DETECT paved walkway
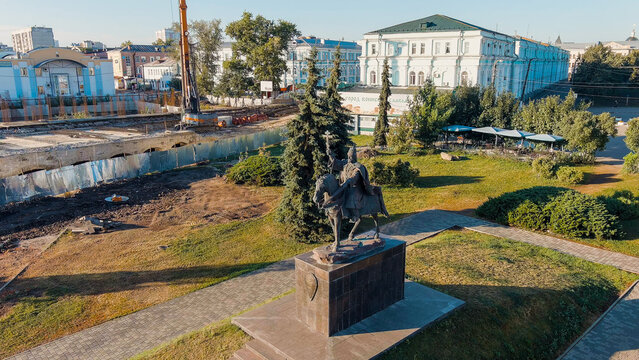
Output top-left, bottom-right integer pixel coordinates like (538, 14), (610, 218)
(561, 281), (639, 360)
(10, 210), (639, 359)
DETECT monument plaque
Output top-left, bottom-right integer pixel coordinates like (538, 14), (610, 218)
(295, 238), (406, 336)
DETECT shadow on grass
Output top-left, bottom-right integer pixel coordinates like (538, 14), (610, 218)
(414, 176), (483, 189)
(0, 261), (287, 305)
(382, 280), (624, 360)
(584, 172), (622, 185)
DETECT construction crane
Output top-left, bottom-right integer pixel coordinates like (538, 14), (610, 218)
(177, 0), (222, 127)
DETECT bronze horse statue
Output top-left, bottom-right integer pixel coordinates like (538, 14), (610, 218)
(313, 174), (388, 251)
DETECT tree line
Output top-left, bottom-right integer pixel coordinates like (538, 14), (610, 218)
(155, 13), (299, 97)
(378, 76), (617, 157)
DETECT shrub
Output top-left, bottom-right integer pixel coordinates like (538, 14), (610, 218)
(556, 167), (585, 185)
(478, 187), (622, 240)
(545, 192), (621, 239)
(597, 190), (639, 221)
(507, 200), (548, 231)
(476, 187), (571, 224)
(226, 155), (282, 186)
(622, 153), (639, 174)
(532, 157), (558, 179)
(370, 159), (419, 187)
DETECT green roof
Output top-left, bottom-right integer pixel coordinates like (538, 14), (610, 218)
(367, 14), (494, 35)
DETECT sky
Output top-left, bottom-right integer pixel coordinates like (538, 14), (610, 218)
(1, 0), (637, 48)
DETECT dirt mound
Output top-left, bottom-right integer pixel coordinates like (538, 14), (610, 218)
(0, 165), (278, 251)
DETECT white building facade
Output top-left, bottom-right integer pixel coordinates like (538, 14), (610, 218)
(0, 48), (115, 99)
(284, 37), (361, 88)
(214, 38), (361, 90)
(143, 58), (179, 91)
(155, 29), (179, 43)
(11, 27), (56, 54)
(358, 15), (569, 98)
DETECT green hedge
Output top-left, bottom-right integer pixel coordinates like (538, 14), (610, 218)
(370, 159), (419, 187)
(557, 167), (585, 185)
(226, 155), (282, 186)
(477, 187), (623, 239)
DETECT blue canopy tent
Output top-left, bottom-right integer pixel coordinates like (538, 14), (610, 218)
(442, 125), (475, 145)
(526, 134), (565, 143)
(442, 125), (475, 132)
(498, 130), (536, 147)
(472, 127), (504, 146)
(526, 134), (565, 151)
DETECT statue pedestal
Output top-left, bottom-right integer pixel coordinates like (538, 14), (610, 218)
(295, 238), (406, 336)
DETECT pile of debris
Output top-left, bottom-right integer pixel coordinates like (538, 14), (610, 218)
(69, 216), (120, 235)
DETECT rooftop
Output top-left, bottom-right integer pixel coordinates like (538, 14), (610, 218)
(366, 14), (498, 35)
(293, 37), (360, 50)
(113, 45), (169, 53)
(143, 58), (178, 67)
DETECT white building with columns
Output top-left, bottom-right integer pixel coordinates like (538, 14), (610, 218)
(358, 14), (569, 98)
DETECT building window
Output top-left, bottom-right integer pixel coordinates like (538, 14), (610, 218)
(445, 42), (451, 54)
(409, 71), (416, 85)
(411, 43), (416, 55)
(370, 71), (377, 84)
(464, 42), (470, 54)
(20, 68), (28, 77)
(89, 68), (95, 76)
(141, 56), (147, 63)
(420, 43), (425, 55)
(387, 44), (393, 56)
(461, 71), (469, 86)
(435, 43), (441, 55)
(371, 44), (376, 55)
(35, 68), (42, 76)
(418, 71), (425, 85)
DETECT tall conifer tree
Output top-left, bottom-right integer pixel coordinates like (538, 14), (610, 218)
(321, 47), (353, 159)
(374, 58), (391, 147)
(278, 47), (329, 242)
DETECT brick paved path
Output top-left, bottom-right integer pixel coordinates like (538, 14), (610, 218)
(8, 260), (295, 360)
(561, 281), (639, 360)
(11, 210), (639, 359)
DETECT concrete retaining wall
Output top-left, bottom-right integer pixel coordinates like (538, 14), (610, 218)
(0, 126), (286, 206)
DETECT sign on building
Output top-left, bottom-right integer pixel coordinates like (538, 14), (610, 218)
(260, 81), (273, 92)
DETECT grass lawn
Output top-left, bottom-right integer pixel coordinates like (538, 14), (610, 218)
(0, 213), (315, 358)
(3, 136), (639, 357)
(132, 230), (638, 360)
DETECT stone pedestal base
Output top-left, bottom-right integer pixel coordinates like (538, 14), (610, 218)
(232, 282), (465, 360)
(295, 238), (406, 336)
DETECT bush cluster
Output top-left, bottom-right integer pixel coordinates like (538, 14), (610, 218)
(370, 159), (420, 187)
(556, 167), (585, 185)
(622, 153), (639, 174)
(477, 187), (623, 239)
(597, 190), (639, 221)
(226, 155), (282, 186)
(532, 157), (558, 179)
(531, 157), (584, 184)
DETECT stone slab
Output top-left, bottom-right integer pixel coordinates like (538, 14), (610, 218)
(296, 238), (406, 336)
(232, 281), (464, 360)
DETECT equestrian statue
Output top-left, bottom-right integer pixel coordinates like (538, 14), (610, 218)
(313, 132), (389, 252)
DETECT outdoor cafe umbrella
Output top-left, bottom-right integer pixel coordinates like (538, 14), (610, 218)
(525, 134), (565, 143)
(498, 129), (536, 147)
(472, 127), (504, 146)
(526, 134), (565, 150)
(442, 125), (475, 133)
(442, 125), (475, 144)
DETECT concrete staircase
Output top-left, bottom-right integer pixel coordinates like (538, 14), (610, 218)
(233, 339), (287, 360)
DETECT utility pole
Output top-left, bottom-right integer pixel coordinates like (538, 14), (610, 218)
(520, 59), (534, 100)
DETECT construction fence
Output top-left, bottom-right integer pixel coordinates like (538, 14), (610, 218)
(0, 91), (184, 122)
(0, 126), (286, 206)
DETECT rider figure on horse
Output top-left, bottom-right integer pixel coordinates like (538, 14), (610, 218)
(327, 144), (390, 223)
